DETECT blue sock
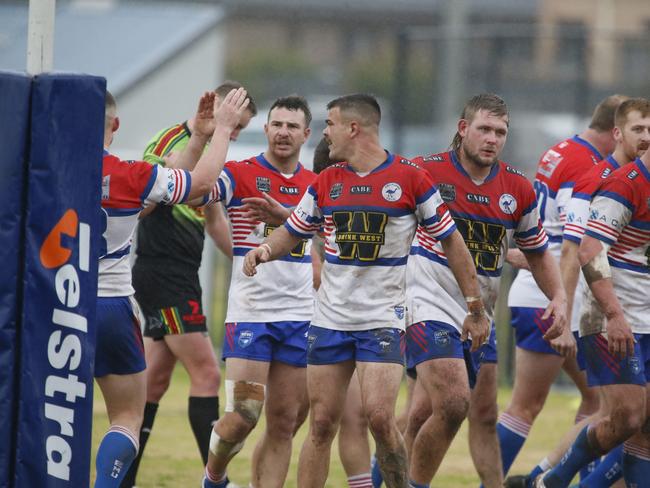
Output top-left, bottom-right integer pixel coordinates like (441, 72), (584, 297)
(542, 426), (602, 488)
(578, 444), (622, 487)
(527, 457), (552, 486)
(497, 413), (531, 476)
(371, 454), (383, 487)
(202, 471), (229, 488)
(94, 427), (138, 487)
(408, 481), (429, 488)
(622, 442), (650, 487)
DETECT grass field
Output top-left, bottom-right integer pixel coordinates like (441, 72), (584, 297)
(92, 366), (579, 487)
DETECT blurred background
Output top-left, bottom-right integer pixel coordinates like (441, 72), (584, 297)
(3, 0), (649, 384)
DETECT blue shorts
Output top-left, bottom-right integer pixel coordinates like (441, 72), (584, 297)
(95, 296), (146, 377)
(581, 333), (650, 387)
(511, 306), (558, 355)
(307, 325), (404, 365)
(574, 331), (587, 371)
(475, 322), (498, 365)
(222, 321), (309, 367)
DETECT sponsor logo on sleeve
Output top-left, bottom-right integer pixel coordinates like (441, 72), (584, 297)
(382, 182), (402, 202)
(400, 158), (421, 168)
(498, 193), (517, 214)
(329, 183), (343, 200)
(422, 154), (444, 162)
(505, 165), (525, 177)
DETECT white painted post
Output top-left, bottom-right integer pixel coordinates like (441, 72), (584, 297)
(26, 0), (56, 75)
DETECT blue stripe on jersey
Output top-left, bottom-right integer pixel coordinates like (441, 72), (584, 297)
(572, 192), (591, 201)
(324, 254), (407, 267)
(321, 205), (413, 217)
(344, 153), (394, 175)
(180, 170), (191, 202)
(630, 220), (650, 230)
(520, 241), (548, 253)
(307, 185), (317, 198)
(572, 135), (604, 161)
(521, 200), (538, 216)
(415, 186), (437, 205)
(434, 225), (457, 242)
(140, 164), (158, 202)
(450, 211), (517, 229)
(100, 245), (131, 260)
(103, 207), (142, 216)
(635, 158), (650, 182)
(563, 234), (582, 244)
(284, 221), (315, 239)
(546, 234), (563, 243)
(409, 245), (503, 277)
(256, 153), (304, 175)
(217, 178), (227, 202)
(584, 229), (616, 246)
(607, 155), (621, 170)
(420, 213), (442, 226)
(233, 246), (312, 263)
(594, 190), (634, 211)
(559, 181), (575, 189)
(608, 257), (649, 274)
(450, 150), (500, 183)
(514, 226), (540, 239)
(222, 166), (236, 197)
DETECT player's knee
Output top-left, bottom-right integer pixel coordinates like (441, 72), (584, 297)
(340, 408), (368, 434)
(440, 394), (470, 430)
(366, 407), (396, 442)
(470, 398), (498, 428)
(407, 400), (432, 436)
(190, 362), (221, 392)
(310, 412), (339, 445)
(265, 406), (300, 441)
(225, 379), (265, 428)
(612, 401), (645, 436)
(147, 369), (172, 401)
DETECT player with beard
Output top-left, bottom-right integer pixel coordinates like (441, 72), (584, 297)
(243, 93), (489, 488)
(200, 96), (316, 488)
(402, 94), (567, 488)
(501, 95), (625, 482)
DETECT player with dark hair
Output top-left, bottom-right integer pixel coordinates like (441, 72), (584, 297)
(243, 93), (489, 488)
(402, 94), (566, 488)
(95, 88), (249, 487)
(121, 82), (257, 488)
(200, 95), (316, 488)
(501, 95), (626, 482)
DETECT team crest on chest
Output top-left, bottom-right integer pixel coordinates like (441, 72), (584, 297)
(438, 183), (456, 202)
(382, 182), (402, 202)
(498, 193), (517, 214)
(256, 176), (271, 192)
(330, 183), (343, 200)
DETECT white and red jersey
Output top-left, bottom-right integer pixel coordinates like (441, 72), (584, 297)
(407, 151), (547, 331)
(206, 154), (316, 323)
(284, 153), (456, 332)
(100, 151), (191, 296)
(509, 136), (603, 322)
(564, 156), (622, 244)
(584, 159), (650, 333)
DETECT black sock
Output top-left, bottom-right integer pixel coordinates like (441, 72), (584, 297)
(188, 396), (220, 465)
(119, 402), (159, 488)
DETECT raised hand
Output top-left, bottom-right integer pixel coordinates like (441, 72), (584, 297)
(213, 87), (249, 132)
(193, 91), (216, 138)
(241, 193), (291, 225)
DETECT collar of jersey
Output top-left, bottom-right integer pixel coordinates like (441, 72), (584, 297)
(344, 151), (394, 176)
(449, 150), (500, 184)
(606, 154), (621, 170)
(255, 153), (302, 175)
(103, 149), (109, 156)
(634, 157), (650, 182)
(572, 135), (603, 161)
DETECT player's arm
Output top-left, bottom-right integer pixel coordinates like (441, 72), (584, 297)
(505, 248), (530, 270)
(524, 249), (569, 343)
(204, 204), (233, 259)
(185, 88), (249, 201)
(579, 235), (633, 358)
(311, 234), (325, 290)
(242, 226), (302, 276)
(440, 230), (490, 351)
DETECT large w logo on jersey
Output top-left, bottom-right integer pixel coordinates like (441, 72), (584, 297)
(332, 211), (388, 261)
(455, 218), (506, 272)
(264, 224), (307, 258)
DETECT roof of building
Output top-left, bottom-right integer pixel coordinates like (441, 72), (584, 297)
(0, 1), (224, 95)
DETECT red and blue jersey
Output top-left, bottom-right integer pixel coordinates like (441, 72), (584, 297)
(584, 158), (650, 332)
(407, 151), (546, 330)
(510, 135), (603, 315)
(285, 153), (456, 332)
(205, 153), (316, 323)
(100, 151), (191, 296)
(563, 155), (622, 243)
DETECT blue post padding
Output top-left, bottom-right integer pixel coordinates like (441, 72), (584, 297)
(15, 73), (105, 488)
(0, 71), (32, 488)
